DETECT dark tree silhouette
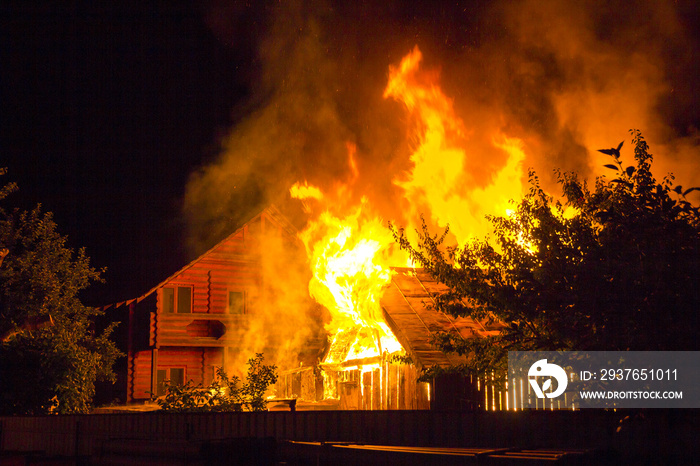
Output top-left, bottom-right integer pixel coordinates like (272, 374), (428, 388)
(393, 131), (700, 378)
(0, 171), (121, 414)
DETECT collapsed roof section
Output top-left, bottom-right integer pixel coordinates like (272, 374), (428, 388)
(381, 267), (502, 370)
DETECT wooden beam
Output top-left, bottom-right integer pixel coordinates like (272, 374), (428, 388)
(150, 348), (159, 398)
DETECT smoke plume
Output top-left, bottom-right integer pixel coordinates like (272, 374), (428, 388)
(186, 0), (699, 250)
(224, 228), (326, 377)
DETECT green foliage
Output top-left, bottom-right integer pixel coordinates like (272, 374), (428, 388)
(156, 378), (229, 413)
(157, 353), (278, 412)
(240, 353), (279, 411)
(393, 131), (700, 378)
(388, 352), (413, 365)
(0, 172), (121, 414)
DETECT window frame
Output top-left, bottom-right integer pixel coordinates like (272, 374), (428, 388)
(226, 288), (247, 314)
(155, 366), (187, 396)
(161, 284), (194, 314)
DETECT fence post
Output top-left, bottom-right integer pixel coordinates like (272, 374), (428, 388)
(74, 419), (81, 458)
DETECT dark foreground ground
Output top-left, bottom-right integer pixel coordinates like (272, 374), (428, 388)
(1, 409), (697, 464)
(0, 437), (694, 465)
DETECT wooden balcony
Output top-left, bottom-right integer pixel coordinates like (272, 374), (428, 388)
(152, 312), (250, 347)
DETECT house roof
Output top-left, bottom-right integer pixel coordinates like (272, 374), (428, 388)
(381, 267), (502, 369)
(102, 205), (502, 371)
(102, 205), (297, 310)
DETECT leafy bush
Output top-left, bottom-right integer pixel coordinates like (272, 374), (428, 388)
(156, 353), (278, 412)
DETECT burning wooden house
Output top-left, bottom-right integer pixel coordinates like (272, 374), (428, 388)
(99, 46), (548, 411)
(274, 267), (502, 411)
(104, 206), (502, 410)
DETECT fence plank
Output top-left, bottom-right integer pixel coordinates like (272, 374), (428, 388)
(0, 409), (644, 458)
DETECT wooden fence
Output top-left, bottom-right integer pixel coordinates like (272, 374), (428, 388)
(1, 409), (676, 459)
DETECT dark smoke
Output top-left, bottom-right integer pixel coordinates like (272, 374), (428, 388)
(185, 0), (700, 252)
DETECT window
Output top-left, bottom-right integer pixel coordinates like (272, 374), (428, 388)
(227, 290), (246, 314)
(162, 286), (192, 313)
(155, 367), (185, 396)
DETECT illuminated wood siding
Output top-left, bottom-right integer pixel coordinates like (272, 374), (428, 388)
(109, 206), (299, 402)
(156, 348), (209, 383)
(335, 363), (429, 410)
(130, 350), (153, 400)
(276, 360), (431, 411)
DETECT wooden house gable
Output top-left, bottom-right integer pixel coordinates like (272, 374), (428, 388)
(147, 206), (299, 348)
(102, 206), (302, 401)
(104, 206), (299, 348)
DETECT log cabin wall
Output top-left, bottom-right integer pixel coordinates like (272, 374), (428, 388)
(115, 208), (298, 402)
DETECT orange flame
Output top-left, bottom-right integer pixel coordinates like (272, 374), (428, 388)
(296, 194), (403, 366)
(291, 46), (531, 388)
(386, 46), (526, 245)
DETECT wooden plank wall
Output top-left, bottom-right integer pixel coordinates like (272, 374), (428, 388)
(278, 364), (431, 411)
(131, 351), (153, 400)
(156, 228), (260, 318)
(128, 217), (272, 399)
(130, 348), (224, 400)
(165, 348), (221, 388)
(275, 367), (531, 413)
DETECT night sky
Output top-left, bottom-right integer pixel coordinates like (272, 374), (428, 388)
(2, 0), (699, 305)
(2, 1), (253, 303)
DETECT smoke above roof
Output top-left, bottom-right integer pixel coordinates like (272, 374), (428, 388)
(184, 0), (700, 251)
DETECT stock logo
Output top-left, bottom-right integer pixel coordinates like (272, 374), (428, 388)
(528, 359), (568, 399)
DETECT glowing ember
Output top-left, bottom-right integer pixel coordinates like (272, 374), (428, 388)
(290, 182), (323, 201)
